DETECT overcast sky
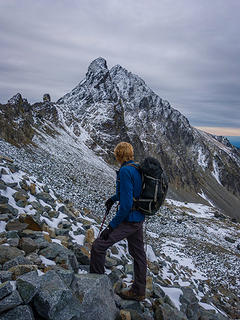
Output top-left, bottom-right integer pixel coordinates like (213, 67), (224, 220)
(0, 0), (239, 134)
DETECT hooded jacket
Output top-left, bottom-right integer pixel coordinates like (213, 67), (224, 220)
(109, 160), (145, 229)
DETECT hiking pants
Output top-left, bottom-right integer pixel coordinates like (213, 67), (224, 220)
(90, 221), (147, 296)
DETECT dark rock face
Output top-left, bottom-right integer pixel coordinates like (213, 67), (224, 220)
(0, 290), (23, 314)
(0, 246), (24, 265)
(0, 305), (35, 320)
(71, 273), (118, 320)
(33, 271), (82, 320)
(43, 94), (51, 102)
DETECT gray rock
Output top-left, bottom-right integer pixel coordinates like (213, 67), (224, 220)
(18, 238), (38, 254)
(39, 243), (78, 272)
(0, 272), (12, 283)
(0, 290), (23, 314)
(33, 270), (82, 320)
(6, 220), (28, 232)
(105, 256), (118, 268)
(55, 229), (70, 236)
(26, 253), (42, 266)
(224, 236), (236, 243)
(0, 215), (9, 222)
(5, 183), (18, 189)
(153, 283), (166, 298)
(0, 305), (34, 320)
(154, 298), (187, 320)
(36, 192), (54, 205)
(6, 231), (19, 239)
(43, 185), (50, 193)
(119, 299), (143, 313)
(55, 268), (74, 287)
(19, 180), (29, 191)
(0, 246), (24, 265)
(0, 169), (8, 175)
(30, 201), (44, 213)
(12, 190), (29, 202)
(8, 165), (19, 174)
(0, 282), (14, 300)
(71, 244), (90, 265)
(71, 273), (118, 320)
(6, 239), (19, 247)
(16, 200), (27, 208)
(16, 271), (40, 304)
(0, 196), (8, 205)
(198, 307), (229, 320)
(3, 256), (32, 271)
(78, 265), (90, 272)
(0, 205), (18, 216)
(108, 267), (124, 285)
(0, 183), (7, 191)
(180, 287), (200, 320)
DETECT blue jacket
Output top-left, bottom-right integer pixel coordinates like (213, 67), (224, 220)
(109, 160), (145, 229)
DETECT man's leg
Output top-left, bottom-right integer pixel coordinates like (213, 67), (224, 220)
(127, 222), (147, 296)
(90, 222), (139, 274)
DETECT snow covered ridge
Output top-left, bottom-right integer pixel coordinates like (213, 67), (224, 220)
(0, 156), (240, 319)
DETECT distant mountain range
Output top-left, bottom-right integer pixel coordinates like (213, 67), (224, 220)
(0, 57), (240, 220)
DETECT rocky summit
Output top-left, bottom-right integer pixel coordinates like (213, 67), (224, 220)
(0, 57), (240, 319)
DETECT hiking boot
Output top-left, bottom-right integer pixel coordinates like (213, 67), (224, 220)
(118, 288), (145, 301)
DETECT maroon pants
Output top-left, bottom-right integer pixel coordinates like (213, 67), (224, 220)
(90, 221), (147, 296)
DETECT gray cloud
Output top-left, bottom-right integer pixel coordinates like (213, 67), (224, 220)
(0, 0), (239, 129)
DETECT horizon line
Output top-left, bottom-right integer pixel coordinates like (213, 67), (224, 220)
(195, 127), (240, 136)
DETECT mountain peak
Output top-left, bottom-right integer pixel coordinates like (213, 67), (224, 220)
(8, 93), (23, 105)
(86, 57), (108, 77)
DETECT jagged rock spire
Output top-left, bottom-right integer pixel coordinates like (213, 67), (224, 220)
(8, 93), (23, 105)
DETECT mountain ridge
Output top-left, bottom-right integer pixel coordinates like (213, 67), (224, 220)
(0, 57), (240, 220)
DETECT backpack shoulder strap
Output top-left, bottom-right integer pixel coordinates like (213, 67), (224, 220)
(125, 163), (139, 170)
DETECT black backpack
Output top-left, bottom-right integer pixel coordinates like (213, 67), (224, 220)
(128, 157), (168, 216)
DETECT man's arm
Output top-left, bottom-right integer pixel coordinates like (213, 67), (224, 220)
(110, 168), (133, 228)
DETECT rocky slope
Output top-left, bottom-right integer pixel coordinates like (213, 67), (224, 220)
(0, 156), (239, 319)
(0, 58), (240, 220)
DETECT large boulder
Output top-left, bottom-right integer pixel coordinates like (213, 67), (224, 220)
(0, 246), (24, 265)
(33, 271), (82, 320)
(0, 282), (14, 300)
(16, 271), (40, 304)
(71, 273), (118, 320)
(0, 305), (34, 320)
(0, 290), (23, 314)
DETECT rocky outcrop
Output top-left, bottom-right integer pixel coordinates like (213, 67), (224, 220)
(43, 94), (51, 103)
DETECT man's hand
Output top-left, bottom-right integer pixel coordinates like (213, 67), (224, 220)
(105, 198), (115, 212)
(100, 225), (113, 240)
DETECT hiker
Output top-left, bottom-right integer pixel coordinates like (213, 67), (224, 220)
(90, 142), (147, 301)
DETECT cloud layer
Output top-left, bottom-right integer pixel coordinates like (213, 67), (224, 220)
(0, 0), (239, 129)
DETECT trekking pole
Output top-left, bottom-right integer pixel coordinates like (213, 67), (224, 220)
(98, 208), (109, 238)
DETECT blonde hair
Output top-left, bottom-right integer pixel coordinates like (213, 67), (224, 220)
(114, 142), (134, 163)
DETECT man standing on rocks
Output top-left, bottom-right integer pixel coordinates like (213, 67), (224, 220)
(90, 142), (147, 301)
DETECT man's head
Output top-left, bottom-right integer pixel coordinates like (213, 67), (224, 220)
(114, 142), (134, 164)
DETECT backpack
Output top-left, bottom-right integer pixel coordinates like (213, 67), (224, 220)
(128, 157), (168, 216)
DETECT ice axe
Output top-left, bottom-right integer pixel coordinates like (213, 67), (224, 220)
(98, 208), (110, 238)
